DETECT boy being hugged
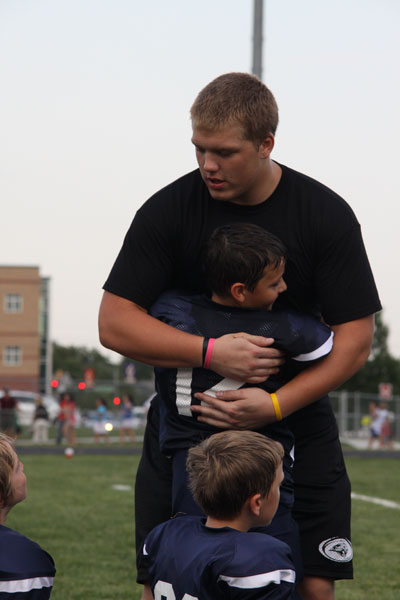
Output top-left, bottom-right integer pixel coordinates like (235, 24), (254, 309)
(144, 430), (296, 599)
(146, 223), (333, 578)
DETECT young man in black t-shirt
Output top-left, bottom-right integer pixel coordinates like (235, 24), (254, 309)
(99, 72), (381, 600)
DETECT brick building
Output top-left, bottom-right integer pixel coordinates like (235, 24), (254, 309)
(0, 266), (51, 393)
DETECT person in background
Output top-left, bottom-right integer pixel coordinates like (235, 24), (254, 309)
(63, 393), (76, 447)
(94, 398), (109, 444)
(0, 389), (16, 438)
(32, 398), (49, 444)
(119, 394), (135, 444)
(380, 410), (394, 450)
(368, 401), (390, 449)
(0, 433), (55, 598)
(55, 393), (67, 445)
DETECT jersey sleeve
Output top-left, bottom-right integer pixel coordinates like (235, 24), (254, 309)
(273, 311), (333, 362)
(103, 170), (207, 310)
(0, 579), (54, 599)
(103, 199), (178, 309)
(314, 216), (381, 325)
(0, 529), (55, 600)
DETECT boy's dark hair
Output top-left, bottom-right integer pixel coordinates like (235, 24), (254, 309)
(186, 430), (283, 520)
(204, 223), (287, 297)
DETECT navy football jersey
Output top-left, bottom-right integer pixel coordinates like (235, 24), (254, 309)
(0, 525), (55, 599)
(150, 290), (332, 455)
(144, 515), (296, 600)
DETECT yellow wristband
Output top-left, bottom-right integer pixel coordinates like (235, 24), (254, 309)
(270, 393), (283, 421)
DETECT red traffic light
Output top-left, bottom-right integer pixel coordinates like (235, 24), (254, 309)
(51, 379), (59, 389)
(113, 397), (121, 405)
(78, 382), (86, 390)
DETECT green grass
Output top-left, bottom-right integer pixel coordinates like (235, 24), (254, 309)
(6, 453), (400, 599)
(336, 458), (400, 600)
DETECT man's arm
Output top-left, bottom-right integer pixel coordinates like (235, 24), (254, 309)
(191, 315), (374, 428)
(98, 291), (284, 383)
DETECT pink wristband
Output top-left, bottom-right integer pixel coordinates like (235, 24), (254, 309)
(203, 338), (215, 369)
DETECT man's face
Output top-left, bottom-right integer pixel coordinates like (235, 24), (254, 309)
(241, 260), (287, 310)
(191, 123), (272, 206)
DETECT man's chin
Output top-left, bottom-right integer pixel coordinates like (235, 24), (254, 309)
(206, 186), (233, 201)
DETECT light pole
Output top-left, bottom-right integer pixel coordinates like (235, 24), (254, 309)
(252, 0), (264, 80)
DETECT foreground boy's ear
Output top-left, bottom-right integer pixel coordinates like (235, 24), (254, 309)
(230, 282), (247, 304)
(248, 493), (263, 517)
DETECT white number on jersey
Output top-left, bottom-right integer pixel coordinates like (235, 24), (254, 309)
(154, 580), (198, 600)
(175, 368), (243, 416)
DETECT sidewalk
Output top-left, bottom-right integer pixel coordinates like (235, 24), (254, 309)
(340, 433), (400, 451)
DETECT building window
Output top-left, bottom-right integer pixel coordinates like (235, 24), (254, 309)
(3, 346), (22, 366)
(4, 294), (23, 313)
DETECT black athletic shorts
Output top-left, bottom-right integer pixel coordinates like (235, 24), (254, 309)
(135, 396), (172, 584)
(288, 398), (353, 579)
(135, 395), (353, 583)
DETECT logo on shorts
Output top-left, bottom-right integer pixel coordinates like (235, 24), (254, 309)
(318, 537), (353, 562)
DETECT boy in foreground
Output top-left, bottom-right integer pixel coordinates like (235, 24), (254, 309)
(144, 430), (296, 599)
(0, 434), (55, 599)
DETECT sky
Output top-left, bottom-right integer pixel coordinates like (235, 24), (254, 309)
(1, 0), (399, 363)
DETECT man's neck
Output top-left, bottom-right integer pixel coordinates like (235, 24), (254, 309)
(233, 159), (282, 207)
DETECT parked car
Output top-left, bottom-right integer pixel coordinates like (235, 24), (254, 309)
(0, 389), (60, 427)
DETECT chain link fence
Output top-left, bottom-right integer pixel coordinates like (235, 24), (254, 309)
(331, 390), (400, 442)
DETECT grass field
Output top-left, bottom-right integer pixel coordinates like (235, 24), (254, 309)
(7, 451), (400, 599)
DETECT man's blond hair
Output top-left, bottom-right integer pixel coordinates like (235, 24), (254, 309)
(190, 72), (279, 145)
(187, 430), (283, 520)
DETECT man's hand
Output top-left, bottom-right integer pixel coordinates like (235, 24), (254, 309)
(192, 316), (375, 430)
(191, 388), (275, 429)
(210, 333), (284, 383)
(99, 293), (284, 380)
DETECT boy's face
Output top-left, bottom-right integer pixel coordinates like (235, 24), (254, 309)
(259, 462), (284, 526)
(242, 260), (286, 310)
(7, 449), (27, 508)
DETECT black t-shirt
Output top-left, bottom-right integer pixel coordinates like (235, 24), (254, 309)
(104, 164), (381, 326)
(104, 164), (381, 438)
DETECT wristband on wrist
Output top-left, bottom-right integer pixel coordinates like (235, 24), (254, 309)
(202, 337), (209, 366)
(270, 393), (283, 421)
(203, 338), (216, 369)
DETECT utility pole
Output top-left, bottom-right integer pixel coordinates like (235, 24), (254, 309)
(252, 0), (264, 80)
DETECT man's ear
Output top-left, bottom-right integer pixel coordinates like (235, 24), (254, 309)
(230, 282), (247, 304)
(248, 493), (262, 517)
(258, 133), (275, 159)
